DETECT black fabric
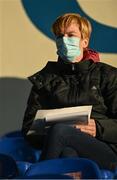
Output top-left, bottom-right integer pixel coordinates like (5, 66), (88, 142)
(22, 60), (117, 154)
(40, 124), (117, 170)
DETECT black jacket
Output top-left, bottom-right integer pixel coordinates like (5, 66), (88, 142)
(22, 60), (117, 153)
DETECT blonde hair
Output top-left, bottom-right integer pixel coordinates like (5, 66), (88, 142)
(52, 13), (92, 40)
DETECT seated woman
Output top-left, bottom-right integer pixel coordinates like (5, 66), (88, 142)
(22, 13), (117, 170)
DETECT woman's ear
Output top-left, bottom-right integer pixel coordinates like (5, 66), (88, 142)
(82, 38), (89, 48)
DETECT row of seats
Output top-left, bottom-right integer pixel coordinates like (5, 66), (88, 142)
(0, 130), (116, 179)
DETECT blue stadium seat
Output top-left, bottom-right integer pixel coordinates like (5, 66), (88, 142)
(0, 153), (18, 179)
(114, 166), (117, 179)
(0, 137), (41, 163)
(2, 130), (23, 138)
(101, 169), (114, 179)
(16, 161), (32, 176)
(24, 157), (102, 179)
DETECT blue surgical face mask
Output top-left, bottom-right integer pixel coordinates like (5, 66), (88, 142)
(56, 36), (81, 62)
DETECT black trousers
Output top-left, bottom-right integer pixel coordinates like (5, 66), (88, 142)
(40, 123), (117, 170)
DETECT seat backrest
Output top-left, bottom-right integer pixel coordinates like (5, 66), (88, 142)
(2, 130), (23, 138)
(0, 137), (41, 162)
(101, 169), (114, 179)
(16, 161), (32, 176)
(25, 157), (102, 179)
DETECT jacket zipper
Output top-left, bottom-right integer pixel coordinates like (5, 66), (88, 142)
(72, 64), (75, 71)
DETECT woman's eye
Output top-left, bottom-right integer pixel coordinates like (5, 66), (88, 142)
(68, 34), (74, 37)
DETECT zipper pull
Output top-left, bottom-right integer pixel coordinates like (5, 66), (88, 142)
(72, 64), (75, 71)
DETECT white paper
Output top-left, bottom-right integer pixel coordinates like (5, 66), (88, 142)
(35, 105), (92, 123)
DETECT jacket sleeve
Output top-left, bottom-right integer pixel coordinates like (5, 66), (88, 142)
(21, 86), (42, 136)
(95, 68), (117, 143)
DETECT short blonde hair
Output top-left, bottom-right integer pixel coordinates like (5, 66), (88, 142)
(52, 13), (92, 40)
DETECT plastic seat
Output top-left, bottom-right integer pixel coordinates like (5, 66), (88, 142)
(24, 157), (102, 179)
(16, 161), (32, 176)
(2, 130), (23, 138)
(0, 137), (41, 163)
(114, 166), (117, 179)
(101, 169), (114, 179)
(0, 153), (18, 179)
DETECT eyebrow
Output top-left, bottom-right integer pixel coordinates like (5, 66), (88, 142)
(58, 30), (78, 36)
(66, 31), (78, 34)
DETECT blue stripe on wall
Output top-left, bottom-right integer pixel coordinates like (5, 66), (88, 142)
(21, 0), (117, 53)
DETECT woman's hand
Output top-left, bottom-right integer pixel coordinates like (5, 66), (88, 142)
(75, 119), (96, 137)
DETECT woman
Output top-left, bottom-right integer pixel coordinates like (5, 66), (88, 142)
(22, 13), (117, 170)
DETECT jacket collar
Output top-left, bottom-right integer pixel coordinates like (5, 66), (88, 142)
(46, 59), (97, 75)
(29, 49), (99, 83)
(57, 60), (95, 73)
(54, 48), (99, 74)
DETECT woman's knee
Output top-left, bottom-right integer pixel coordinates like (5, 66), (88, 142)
(60, 147), (78, 158)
